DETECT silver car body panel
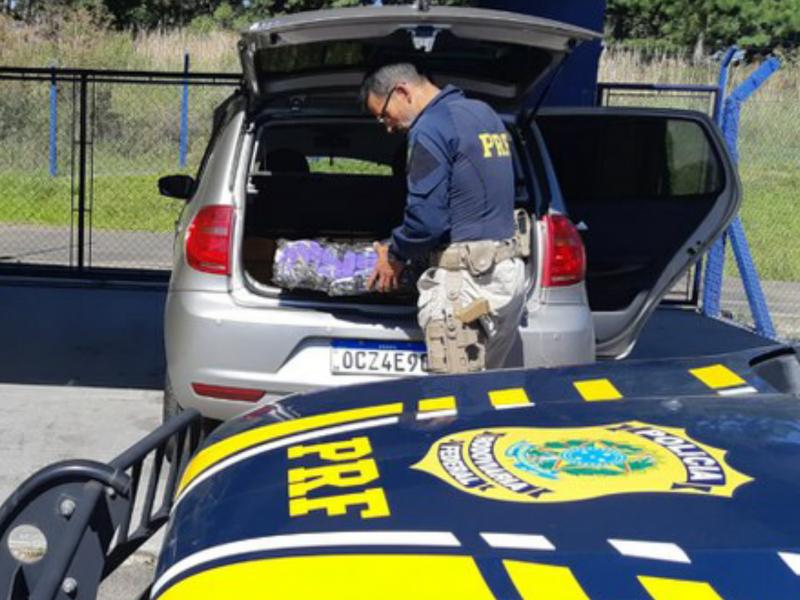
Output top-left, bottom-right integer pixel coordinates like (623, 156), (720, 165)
(165, 290), (594, 421)
(170, 110), (246, 294)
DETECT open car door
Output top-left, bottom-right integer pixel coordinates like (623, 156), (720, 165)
(535, 108), (741, 358)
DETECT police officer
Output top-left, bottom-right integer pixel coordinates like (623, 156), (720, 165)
(363, 63), (527, 374)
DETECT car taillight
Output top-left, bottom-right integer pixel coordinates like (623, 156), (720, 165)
(185, 205), (234, 275)
(192, 383), (265, 403)
(542, 214), (586, 287)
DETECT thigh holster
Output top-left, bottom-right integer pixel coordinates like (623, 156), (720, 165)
(424, 270), (489, 374)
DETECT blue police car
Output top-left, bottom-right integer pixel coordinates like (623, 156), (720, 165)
(145, 345), (800, 599)
(3, 342), (800, 599)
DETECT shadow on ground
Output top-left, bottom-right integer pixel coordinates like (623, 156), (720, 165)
(0, 278), (778, 390)
(0, 279), (167, 389)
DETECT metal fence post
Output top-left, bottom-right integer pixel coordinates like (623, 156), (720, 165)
(704, 55), (780, 338)
(49, 66), (58, 177)
(77, 73), (88, 271)
(179, 53), (190, 168)
(720, 58), (780, 338)
(703, 47), (739, 317)
(713, 47), (739, 124)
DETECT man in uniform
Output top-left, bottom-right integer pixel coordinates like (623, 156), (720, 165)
(363, 63), (527, 374)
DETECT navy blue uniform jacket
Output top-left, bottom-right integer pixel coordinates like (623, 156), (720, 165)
(388, 86), (515, 262)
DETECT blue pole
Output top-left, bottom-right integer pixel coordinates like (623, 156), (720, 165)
(703, 56), (780, 338)
(179, 52), (189, 169)
(49, 66), (57, 177)
(702, 47), (738, 316)
(713, 47), (737, 125)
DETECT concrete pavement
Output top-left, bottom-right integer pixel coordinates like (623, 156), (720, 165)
(0, 384), (164, 599)
(0, 224), (174, 270)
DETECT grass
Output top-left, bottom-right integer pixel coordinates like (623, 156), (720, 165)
(735, 162), (800, 281)
(0, 173), (185, 232)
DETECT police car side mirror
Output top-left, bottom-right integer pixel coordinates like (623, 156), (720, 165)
(158, 175), (195, 201)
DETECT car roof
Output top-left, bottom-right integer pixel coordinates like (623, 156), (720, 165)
(153, 345), (800, 598)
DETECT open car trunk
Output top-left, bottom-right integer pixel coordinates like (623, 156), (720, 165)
(237, 6), (600, 304)
(241, 117), (416, 303)
(238, 5), (599, 112)
(243, 172), (410, 298)
(241, 116), (536, 305)
(536, 108), (741, 358)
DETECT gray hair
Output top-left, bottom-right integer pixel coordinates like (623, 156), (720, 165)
(360, 63), (426, 109)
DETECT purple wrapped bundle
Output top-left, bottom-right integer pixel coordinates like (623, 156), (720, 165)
(272, 239), (416, 296)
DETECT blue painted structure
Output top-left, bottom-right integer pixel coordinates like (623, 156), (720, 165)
(179, 52), (190, 168)
(703, 54), (781, 339)
(478, 0), (605, 107)
(48, 67), (57, 176)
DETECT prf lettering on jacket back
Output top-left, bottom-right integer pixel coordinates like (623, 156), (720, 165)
(479, 132), (511, 158)
(287, 436), (390, 519)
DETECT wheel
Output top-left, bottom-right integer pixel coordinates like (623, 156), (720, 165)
(163, 373), (182, 424)
(163, 374), (183, 463)
(163, 373), (221, 438)
(163, 375), (220, 463)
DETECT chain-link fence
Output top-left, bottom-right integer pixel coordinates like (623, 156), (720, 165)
(2, 66), (796, 339)
(723, 76), (800, 342)
(599, 74), (800, 343)
(0, 68), (239, 273)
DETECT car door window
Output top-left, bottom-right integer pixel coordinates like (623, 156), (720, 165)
(535, 109), (738, 357)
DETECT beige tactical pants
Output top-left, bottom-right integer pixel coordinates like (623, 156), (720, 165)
(417, 257), (526, 372)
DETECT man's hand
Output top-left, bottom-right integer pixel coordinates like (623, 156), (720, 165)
(368, 242), (405, 293)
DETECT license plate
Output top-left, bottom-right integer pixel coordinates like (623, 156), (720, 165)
(331, 340), (427, 376)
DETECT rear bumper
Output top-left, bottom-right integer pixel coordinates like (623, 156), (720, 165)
(165, 290), (594, 421)
(165, 291), (422, 420)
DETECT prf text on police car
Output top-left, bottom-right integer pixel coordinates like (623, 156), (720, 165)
(362, 63), (527, 374)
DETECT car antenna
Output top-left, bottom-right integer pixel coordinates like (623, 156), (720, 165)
(522, 41), (576, 129)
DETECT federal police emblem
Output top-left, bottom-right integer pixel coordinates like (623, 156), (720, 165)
(412, 422), (752, 503)
(505, 439), (656, 480)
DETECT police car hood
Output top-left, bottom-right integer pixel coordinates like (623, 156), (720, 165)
(239, 6), (599, 110)
(154, 345), (800, 599)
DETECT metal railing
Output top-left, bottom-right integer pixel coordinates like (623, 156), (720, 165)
(0, 408), (204, 600)
(0, 67), (240, 276)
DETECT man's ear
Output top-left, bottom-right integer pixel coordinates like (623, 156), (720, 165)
(394, 83), (413, 104)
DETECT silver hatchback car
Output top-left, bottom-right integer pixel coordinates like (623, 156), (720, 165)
(159, 6), (740, 425)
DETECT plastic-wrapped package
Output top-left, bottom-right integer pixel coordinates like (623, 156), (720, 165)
(272, 239), (418, 296)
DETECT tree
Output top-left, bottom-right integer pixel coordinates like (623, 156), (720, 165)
(606, 0), (800, 54)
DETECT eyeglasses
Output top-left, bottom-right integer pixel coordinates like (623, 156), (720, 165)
(377, 86), (398, 124)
